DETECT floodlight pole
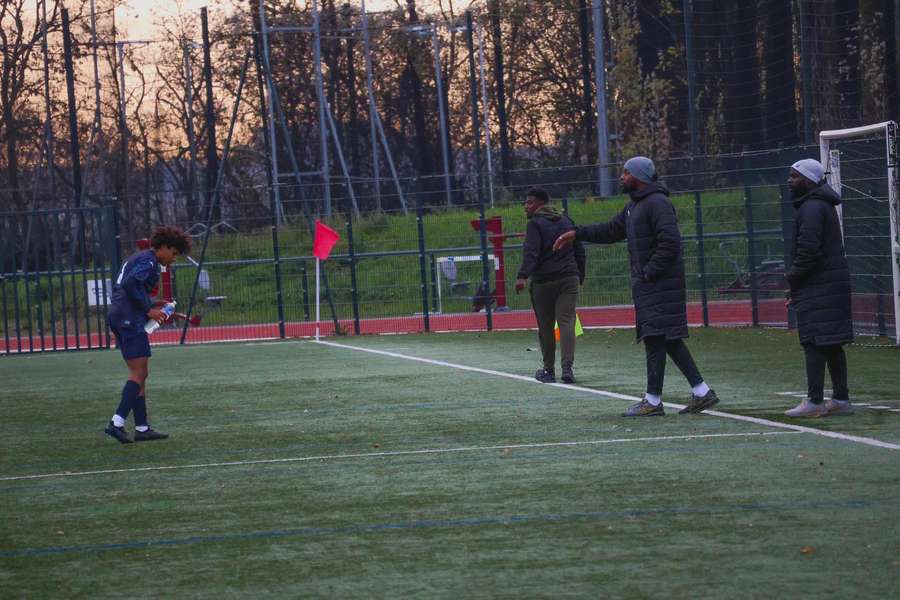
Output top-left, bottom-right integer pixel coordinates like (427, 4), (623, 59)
(361, 0), (381, 212)
(476, 22), (495, 208)
(257, 0), (283, 223)
(184, 41), (201, 221)
(433, 23), (453, 207)
(313, 0), (332, 217)
(39, 0), (55, 195)
(593, 0), (611, 196)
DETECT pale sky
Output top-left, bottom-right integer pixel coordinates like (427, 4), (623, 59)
(116, 0), (421, 40)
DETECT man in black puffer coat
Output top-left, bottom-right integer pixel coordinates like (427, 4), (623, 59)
(783, 159), (855, 418)
(516, 188), (586, 384)
(554, 156), (719, 417)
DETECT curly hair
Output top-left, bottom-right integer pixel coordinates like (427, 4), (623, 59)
(150, 226), (191, 256)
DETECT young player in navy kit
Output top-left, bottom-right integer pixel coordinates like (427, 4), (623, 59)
(104, 227), (191, 444)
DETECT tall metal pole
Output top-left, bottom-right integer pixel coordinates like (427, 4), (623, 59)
(258, 0), (283, 222)
(312, 0), (331, 216)
(798, 0), (814, 144)
(593, 0), (611, 195)
(183, 42), (200, 220)
(682, 0), (698, 155)
(90, 0), (102, 148)
(201, 8), (220, 225)
(578, 0), (594, 163)
(39, 0), (55, 194)
(251, 2), (286, 338)
(432, 23), (452, 207)
(466, 12), (484, 205)
(361, 0), (381, 212)
(476, 23), (495, 208)
(117, 43), (129, 220)
(489, 0), (511, 187)
(467, 11), (492, 331)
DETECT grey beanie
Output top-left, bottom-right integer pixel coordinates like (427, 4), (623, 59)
(791, 159), (824, 184)
(624, 156), (656, 184)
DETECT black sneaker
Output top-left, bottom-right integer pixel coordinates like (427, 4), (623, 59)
(561, 368), (576, 384)
(104, 421), (132, 444)
(622, 399), (665, 417)
(134, 428), (169, 442)
(534, 368), (556, 383)
(678, 389), (720, 414)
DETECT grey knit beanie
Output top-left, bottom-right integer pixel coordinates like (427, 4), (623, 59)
(791, 158), (825, 184)
(624, 156), (656, 184)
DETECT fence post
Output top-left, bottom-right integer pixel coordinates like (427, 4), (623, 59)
(430, 253), (438, 313)
(742, 152), (760, 326)
(561, 194), (570, 216)
(694, 190), (710, 326)
(415, 193), (431, 332)
(346, 213), (361, 335)
(1, 217), (10, 354)
(301, 261), (310, 321)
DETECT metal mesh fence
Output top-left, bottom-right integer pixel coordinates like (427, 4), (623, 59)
(2, 141), (897, 353)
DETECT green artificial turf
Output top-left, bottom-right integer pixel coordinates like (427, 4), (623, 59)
(1, 328), (898, 597)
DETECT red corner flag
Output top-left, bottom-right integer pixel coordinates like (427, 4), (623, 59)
(313, 220), (340, 260)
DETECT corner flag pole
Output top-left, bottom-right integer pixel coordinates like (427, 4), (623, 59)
(315, 256), (321, 341)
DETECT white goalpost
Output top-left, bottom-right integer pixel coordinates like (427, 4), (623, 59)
(819, 121), (899, 343)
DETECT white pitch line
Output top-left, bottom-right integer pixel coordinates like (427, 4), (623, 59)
(0, 432), (795, 482)
(315, 339), (900, 451)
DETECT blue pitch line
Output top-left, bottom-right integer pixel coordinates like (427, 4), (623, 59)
(0, 499), (873, 559)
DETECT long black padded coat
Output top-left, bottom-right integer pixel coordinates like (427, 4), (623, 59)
(574, 184), (688, 341)
(786, 183), (854, 346)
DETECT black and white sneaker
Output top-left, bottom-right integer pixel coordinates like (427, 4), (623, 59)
(134, 428), (169, 442)
(104, 421), (133, 444)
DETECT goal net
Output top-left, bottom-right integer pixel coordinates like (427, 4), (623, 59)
(819, 121), (899, 343)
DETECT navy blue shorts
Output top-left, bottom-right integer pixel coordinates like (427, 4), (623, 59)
(110, 324), (152, 360)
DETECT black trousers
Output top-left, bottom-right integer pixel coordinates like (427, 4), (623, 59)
(803, 343), (849, 403)
(644, 335), (703, 396)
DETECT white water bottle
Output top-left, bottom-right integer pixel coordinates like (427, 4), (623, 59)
(145, 301), (176, 334)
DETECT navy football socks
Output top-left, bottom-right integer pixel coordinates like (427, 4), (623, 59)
(133, 395), (148, 430)
(115, 381), (141, 421)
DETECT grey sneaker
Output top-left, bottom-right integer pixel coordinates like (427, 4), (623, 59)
(824, 398), (854, 416)
(678, 389), (720, 414)
(784, 398), (827, 418)
(623, 399), (665, 417)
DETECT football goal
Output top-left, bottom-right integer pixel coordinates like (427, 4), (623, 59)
(819, 121), (899, 343)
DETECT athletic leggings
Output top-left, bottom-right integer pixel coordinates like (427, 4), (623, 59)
(803, 343), (849, 403)
(644, 335), (703, 396)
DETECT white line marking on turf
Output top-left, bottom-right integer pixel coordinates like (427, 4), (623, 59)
(0, 432), (795, 482)
(316, 340), (900, 451)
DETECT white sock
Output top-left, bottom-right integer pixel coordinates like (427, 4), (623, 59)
(644, 393), (662, 406)
(692, 382), (710, 397)
(112, 415), (125, 428)
(135, 425), (149, 433)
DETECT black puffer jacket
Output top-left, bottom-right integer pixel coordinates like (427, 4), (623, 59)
(517, 205), (586, 284)
(787, 183), (854, 345)
(575, 184), (687, 341)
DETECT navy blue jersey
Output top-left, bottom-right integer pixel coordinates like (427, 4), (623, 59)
(108, 249), (159, 329)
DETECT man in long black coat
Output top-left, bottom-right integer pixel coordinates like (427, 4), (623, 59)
(784, 159), (855, 417)
(554, 156), (719, 416)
